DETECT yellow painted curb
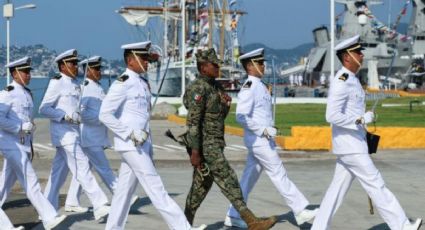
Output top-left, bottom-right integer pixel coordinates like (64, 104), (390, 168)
(167, 115), (245, 136)
(281, 126), (425, 150)
(168, 115), (425, 150)
(366, 89), (425, 97)
(167, 114), (186, 125)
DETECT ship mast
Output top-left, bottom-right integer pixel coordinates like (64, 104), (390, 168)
(208, 0), (214, 48)
(181, 0), (186, 98)
(219, 0), (228, 65)
(163, 0), (169, 57)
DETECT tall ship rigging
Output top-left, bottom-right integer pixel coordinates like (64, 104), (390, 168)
(117, 0), (246, 96)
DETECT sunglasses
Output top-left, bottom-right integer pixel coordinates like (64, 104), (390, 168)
(67, 61), (79, 66)
(90, 66), (102, 71)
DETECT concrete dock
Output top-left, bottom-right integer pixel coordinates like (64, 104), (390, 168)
(2, 119), (424, 229)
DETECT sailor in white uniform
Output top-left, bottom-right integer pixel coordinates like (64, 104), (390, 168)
(311, 35), (422, 230)
(63, 56), (120, 211)
(224, 48), (317, 228)
(0, 57), (66, 229)
(39, 50), (110, 220)
(100, 41), (205, 230)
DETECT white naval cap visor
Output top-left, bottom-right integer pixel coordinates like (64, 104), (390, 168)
(6, 56), (32, 71)
(121, 41), (161, 62)
(335, 35), (365, 55)
(239, 48), (266, 63)
(80, 56), (102, 68)
(55, 49), (79, 63)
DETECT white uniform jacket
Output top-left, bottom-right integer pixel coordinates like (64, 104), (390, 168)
(326, 67), (368, 154)
(236, 75), (273, 147)
(39, 73), (81, 147)
(0, 81), (33, 152)
(99, 68), (151, 152)
(80, 78), (111, 148)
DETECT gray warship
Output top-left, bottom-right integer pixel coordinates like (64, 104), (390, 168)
(284, 0), (425, 92)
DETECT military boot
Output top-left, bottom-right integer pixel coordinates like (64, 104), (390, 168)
(239, 209), (278, 230)
(185, 209), (195, 225)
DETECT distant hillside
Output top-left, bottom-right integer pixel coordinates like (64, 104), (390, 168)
(242, 43), (314, 67)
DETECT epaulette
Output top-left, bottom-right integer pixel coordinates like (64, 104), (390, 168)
(243, 81), (252, 89)
(117, 74), (129, 82)
(338, 73), (349, 81)
(4, 85), (14, 92)
(52, 75), (62, 80)
(84, 80), (89, 86)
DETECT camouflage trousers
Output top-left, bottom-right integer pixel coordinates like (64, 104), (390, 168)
(184, 145), (248, 224)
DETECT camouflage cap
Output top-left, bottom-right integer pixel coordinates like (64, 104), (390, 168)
(195, 48), (223, 65)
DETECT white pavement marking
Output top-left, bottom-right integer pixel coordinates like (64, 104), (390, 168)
(33, 143), (55, 151)
(153, 144), (174, 151)
(164, 144), (186, 151)
(230, 144), (247, 150)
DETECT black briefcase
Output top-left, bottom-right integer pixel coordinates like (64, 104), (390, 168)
(366, 132), (380, 154)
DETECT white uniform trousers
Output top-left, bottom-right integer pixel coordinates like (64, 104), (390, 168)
(0, 208), (15, 229)
(227, 142), (309, 218)
(0, 149), (58, 222)
(65, 146), (117, 207)
(311, 153), (408, 230)
(43, 144), (108, 210)
(105, 149), (191, 230)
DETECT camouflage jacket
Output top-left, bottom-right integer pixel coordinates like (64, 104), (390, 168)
(184, 75), (231, 150)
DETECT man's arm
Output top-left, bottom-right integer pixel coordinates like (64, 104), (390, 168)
(39, 80), (66, 121)
(326, 82), (360, 130)
(184, 86), (206, 168)
(81, 97), (101, 125)
(0, 92), (21, 134)
(99, 82), (132, 139)
(236, 87), (265, 136)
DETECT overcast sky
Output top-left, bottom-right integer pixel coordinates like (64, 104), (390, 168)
(0, 0), (410, 59)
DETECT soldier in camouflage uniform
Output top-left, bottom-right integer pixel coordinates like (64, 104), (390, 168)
(183, 48), (277, 230)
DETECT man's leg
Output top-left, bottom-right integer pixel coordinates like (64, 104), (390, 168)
(204, 145), (277, 229)
(61, 143), (108, 210)
(121, 149), (191, 230)
(0, 159), (17, 207)
(105, 160), (138, 230)
(4, 149), (58, 222)
(343, 153), (409, 230)
(252, 143), (309, 214)
(203, 146), (248, 213)
(185, 169), (214, 225)
(226, 149), (262, 219)
(83, 146), (117, 193)
(311, 158), (355, 230)
(44, 147), (69, 210)
(64, 176), (82, 207)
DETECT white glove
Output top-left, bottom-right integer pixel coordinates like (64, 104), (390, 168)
(64, 112), (81, 124)
(363, 111), (375, 124)
(21, 122), (34, 134)
(130, 129), (148, 146)
(263, 127), (277, 139)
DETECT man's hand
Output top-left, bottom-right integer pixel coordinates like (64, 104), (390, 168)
(221, 93), (232, 107)
(363, 111), (375, 124)
(130, 129), (148, 146)
(263, 127), (277, 139)
(64, 112), (81, 124)
(356, 111), (376, 125)
(21, 121), (35, 134)
(190, 149), (202, 169)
